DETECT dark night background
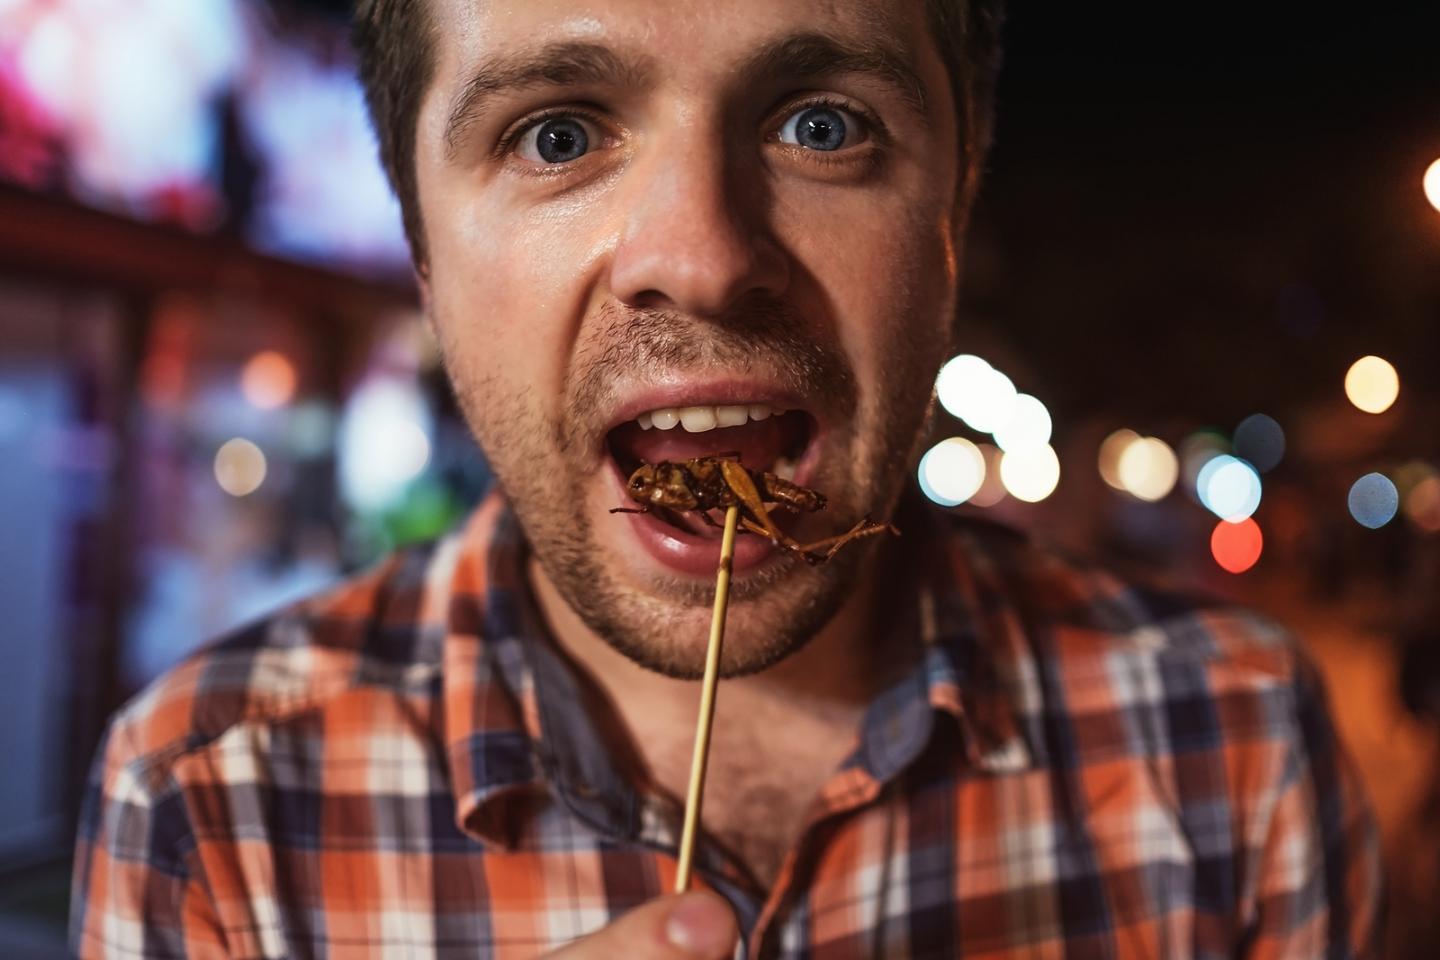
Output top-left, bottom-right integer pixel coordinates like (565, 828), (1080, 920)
(978, 2), (1440, 420)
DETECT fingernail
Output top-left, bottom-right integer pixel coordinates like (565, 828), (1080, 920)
(665, 892), (736, 955)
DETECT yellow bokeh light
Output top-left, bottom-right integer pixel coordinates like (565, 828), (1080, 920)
(1426, 158), (1440, 215)
(1117, 436), (1179, 502)
(999, 444), (1060, 503)
(1098, 429), (1139, 491)
(214, 438), (267, 497)
(1343, 355), (1399, 414)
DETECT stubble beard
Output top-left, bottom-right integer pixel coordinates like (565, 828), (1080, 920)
(440, 298), (940, 680)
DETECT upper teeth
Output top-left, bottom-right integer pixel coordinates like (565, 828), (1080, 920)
(637, 403), (782, 432)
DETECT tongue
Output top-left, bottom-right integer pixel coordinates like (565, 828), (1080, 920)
(608, 412), (803, 473)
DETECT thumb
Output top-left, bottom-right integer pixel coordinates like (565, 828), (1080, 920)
(547, 891), (739, 959)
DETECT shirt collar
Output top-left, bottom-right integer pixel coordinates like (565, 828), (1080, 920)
(852, 498), (1034, 781)
(441, 494), (648, 848)
(440, 492), (1034, 849)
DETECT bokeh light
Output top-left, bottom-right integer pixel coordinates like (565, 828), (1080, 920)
(1426, 158), (1440, 214)
(213, 438), (267, 497)
(1405, 476), (1440, 533)
(286, 401), (337, 457)
(991, 393), (1053, 452)
(969, 443), (1008, 507)
(1392, 460), (1437, 498)
(339, 380), (433, 510)
(1115, 436), (1178, 502)
(1197, 455), (1262, 521)
(935, 354), (991, 422)
(1232, 413), (1286, 473)
(1348, 472), (1399, 529)
(1211, 517), (1263, 574)
(1179, 430), (1230, 500)
(240, 350), (297, 410)
(935, 354), (1017, 434)
(1343, 355), (1399, 414)
(999, 443), (1061, 503)
(1098, 428), (1140, 491)
(918, 437), (986, 506)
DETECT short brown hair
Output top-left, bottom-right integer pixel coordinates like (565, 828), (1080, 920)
(353, 0), (1005, 267)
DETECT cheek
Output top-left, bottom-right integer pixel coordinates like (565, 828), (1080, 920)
(425, 189), (609, 424)
(780, 192), (955, 396)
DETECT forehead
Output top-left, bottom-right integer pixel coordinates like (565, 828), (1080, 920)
(427, 0), (930, 84)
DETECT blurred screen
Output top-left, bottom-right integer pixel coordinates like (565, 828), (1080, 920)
(0, 0), (409, 274)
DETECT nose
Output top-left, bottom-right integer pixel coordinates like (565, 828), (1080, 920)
(608, 127), (789, 316)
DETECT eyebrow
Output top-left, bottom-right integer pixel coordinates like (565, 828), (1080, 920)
(740, 31), (929, 118)
(442, 29), (929, 159)
(444, 41), (655, 157)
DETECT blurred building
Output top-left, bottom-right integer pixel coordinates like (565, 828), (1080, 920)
(0, 3), (492, 951)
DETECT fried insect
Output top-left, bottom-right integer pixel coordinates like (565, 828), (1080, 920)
(610, 454), (897, 564)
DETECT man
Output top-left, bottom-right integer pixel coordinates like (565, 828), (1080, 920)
(70, 0), (1382, 957)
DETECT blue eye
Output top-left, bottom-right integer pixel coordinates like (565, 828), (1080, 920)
(516, 116), (595, 164)
(778, 105), (860, 151)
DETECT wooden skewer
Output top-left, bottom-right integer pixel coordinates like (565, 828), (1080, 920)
(674, 504), (741, 893)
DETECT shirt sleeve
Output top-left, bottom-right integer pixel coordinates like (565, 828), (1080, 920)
(69, 718), (229, 959)
(1244, 652), (1385, 959)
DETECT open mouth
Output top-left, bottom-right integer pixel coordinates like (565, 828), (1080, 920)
(605, 403), (817, 537)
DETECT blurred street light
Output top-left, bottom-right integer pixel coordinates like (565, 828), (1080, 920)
(240, 350), (297, 410)
(1098, 428), (1140, 491)
(1344, 355), (1399, 414)
(1349, 473), (1399, 529)
(918, 437), (986, 506)
(214, 438), (266, 497)
(999, 444), (1060, 503)
(1232, 413), (1285, 473)
(1117, 436), (1179, 502)
(1197, 455), (1262, 521)
(1426, 158), (1440, 214)
(992, 393), (1052, 452)
(1211, 518), (1263, 574)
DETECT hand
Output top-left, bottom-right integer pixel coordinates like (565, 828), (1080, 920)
(546, 891), (739, 959)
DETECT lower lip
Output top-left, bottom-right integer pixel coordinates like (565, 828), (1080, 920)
(604, 452), (819, 578)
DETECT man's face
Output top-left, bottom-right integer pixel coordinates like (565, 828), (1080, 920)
(414, 0), (961, 678)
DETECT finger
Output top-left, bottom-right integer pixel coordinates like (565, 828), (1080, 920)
(546, 891), (738, 959)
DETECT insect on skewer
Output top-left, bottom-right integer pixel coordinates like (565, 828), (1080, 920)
(610, 455), (898, 891)
(609, 454), (898, 565)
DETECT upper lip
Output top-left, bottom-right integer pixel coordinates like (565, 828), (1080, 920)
(600, 376), (814, 441)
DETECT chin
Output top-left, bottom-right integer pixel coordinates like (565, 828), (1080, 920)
(574, 541), (863, 681)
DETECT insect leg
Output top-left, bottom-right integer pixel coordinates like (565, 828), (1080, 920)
(718, 460), (790, 542)
(608, 506), (651, 514)
(737, 516), (778, 539)
(791, 517), (899, 564)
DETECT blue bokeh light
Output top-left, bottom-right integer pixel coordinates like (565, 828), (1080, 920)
(1348, 473), (1399, 529)
(1233, 413), (1286, 473)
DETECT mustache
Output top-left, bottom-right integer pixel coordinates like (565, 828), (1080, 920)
(563, 297), (857, 448)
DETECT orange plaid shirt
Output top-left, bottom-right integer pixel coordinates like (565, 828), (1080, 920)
(71, 493), (1382, 958)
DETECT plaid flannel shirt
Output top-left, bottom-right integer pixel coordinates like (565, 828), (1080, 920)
(71, 492), (1382, 958)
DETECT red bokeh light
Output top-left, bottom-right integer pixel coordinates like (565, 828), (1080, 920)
(1210, 517), (1263, 574)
